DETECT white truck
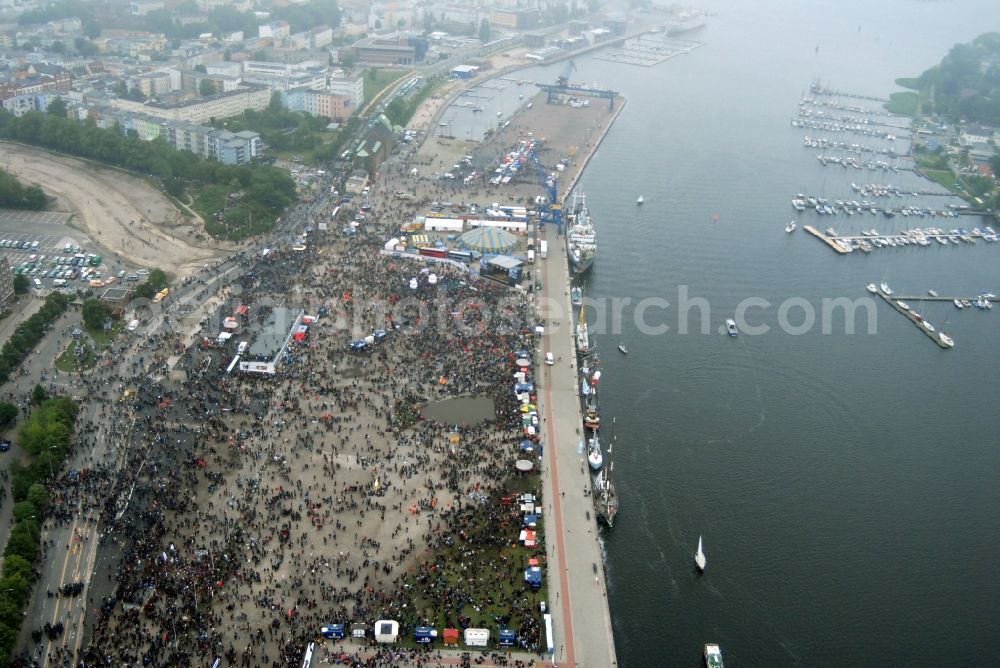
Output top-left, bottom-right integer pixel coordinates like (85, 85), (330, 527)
(539, 240), (548, 259)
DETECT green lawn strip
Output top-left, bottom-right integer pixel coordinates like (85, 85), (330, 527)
(363, 69), (409, 109)
(54, 337), (97, 372)
(921, 168), (959, 192)
(894, 77), (921, 90)
(885, 91), (920, 116)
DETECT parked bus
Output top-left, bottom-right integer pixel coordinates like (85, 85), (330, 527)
(447, 249), (474, 264)
(418, 247), (449, 259)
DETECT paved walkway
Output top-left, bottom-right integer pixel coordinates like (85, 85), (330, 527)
(539, 222), (617, 668)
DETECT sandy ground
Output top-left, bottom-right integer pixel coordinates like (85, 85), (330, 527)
(0, 143), (237, 280)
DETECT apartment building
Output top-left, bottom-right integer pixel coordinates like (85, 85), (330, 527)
(111, 84), (270, 124)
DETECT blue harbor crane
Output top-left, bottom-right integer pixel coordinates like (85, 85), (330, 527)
(529, 146), (562, 234)
(536, 58), (618, 110)
(556, 60), (577, 87)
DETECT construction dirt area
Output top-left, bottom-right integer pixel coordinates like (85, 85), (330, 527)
(0, 142), (236, 280)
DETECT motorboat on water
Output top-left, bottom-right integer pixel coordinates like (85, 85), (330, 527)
(636, 195), (644, 205)
(725, 319), (738, 336)
(866, 283), (878, 294)
(785, 220), (796, 233)
(954, 299), (964, 309)
(587, 435), (603, 471)
(571, 286), (583, 307)
(939, 332), (954, 348)
(695, 536), (706, 572)
(928, 289), (938, 297)
(704, 643), (724, 668)
(880, 282), (893, 296)
(618, 342), (628, 355)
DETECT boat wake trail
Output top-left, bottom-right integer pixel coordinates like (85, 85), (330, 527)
(739, 335), (767, 435)
(704, 337), (767, 447)
(632, 474), (676, 592)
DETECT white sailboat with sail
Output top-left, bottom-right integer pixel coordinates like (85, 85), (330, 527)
(695, 536), (706, 572)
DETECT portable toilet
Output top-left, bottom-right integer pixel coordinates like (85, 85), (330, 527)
(373, 328), (387, 342)
(374, 620), (399, 644)
(464, 628), (489, 647)
(414, 627), (438, 644)
(350, 623), (366, 639)
(498, 629), (516, 648)
(320, 624), (345, 640)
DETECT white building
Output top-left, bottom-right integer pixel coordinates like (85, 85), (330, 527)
(328, 76), (364, 108)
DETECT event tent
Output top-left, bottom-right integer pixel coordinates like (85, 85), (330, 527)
(459, 226), (518, 253)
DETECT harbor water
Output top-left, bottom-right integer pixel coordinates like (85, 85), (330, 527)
(508, 0), (1000, 665)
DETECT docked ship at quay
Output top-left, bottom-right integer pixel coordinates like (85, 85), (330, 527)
(567, 193), (596, 275)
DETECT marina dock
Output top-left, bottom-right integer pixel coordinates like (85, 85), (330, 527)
(593, 36), (703, 67)
(874, 291), (953, 349)
(801, 225), (998, 255)
(803, 225), (849, 254)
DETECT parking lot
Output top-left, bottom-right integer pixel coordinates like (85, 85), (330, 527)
(0, 210), (132, 293)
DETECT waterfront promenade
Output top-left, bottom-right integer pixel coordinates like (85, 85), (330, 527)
(538, 223), (618, 668)
(535, 97), (627, 667)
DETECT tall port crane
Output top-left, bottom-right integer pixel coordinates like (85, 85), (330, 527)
(529, 146), (562, 234)
(556, 60), (577, 87)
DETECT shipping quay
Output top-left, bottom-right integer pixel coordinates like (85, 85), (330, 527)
(534, 97), (627, 667)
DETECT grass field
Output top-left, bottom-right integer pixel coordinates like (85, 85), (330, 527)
(87, 321), (120, 346)
(55, 338), (96, 372)
(885, 91), (920, 116)
(192, 184), (227, 224)
(363, 69), (409, 109)
(921, 168), (958, 192)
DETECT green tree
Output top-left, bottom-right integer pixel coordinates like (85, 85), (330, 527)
(30, 384), (48, 406)
(74, 36), (98, 56)
(199, 78), (216, 97)
(989, 153), (1000, 178)
(268, 91), (284, 113)
(0, 401), (17, 429)
(12, 274), (28, 295)
(3, 520), (40, 564)
(146, 269), (168, 291)
(479, 18), (492, 43)
(12, 500), (37, 523)
(81, 299), (110, 331)
(47, 96), (67, 117)
(339, 51), (358, 68)
(26, 483), (49, 512)
(1, 554), (31, 582)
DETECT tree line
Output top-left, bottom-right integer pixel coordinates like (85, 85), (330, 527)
(0, 293), (69, 385)
(912, 32), (1000, 126)
(0, 392), (78, 666)
(0, 108), (296, 241)
(0, 168), (48, 210)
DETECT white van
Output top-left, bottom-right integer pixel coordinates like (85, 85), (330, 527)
(545, 352), (554, 366)
(127, 319), (139, 332)
(237, 341), (248, 354)
(33, 278), (42, 289)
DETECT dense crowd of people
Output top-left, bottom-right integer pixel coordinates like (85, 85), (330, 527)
(8, 141), (562, 668)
